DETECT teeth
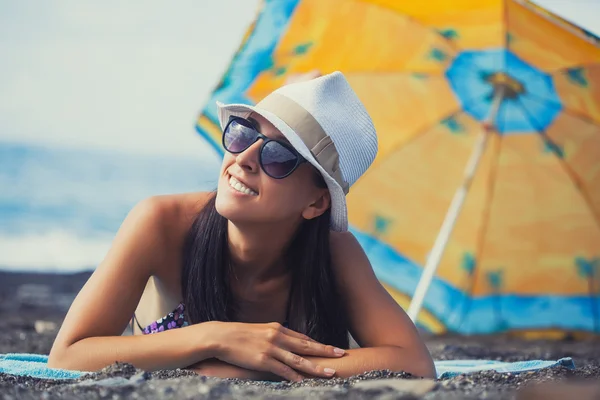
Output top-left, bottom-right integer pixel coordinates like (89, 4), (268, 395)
(229, 176), (258, 196)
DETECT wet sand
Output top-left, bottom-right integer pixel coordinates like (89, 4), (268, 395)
(1, 270), (599, 399)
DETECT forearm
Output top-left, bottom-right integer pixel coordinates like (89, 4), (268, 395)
(189, 359), (278, 381)
(48, 322), (218, 372)
(305, 346), (436, 379)
(191, 347), (435, 381)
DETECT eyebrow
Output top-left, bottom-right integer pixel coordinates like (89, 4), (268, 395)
(248, 116), (290, 144)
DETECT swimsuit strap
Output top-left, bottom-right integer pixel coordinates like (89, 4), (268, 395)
(132, 312), (145, 332)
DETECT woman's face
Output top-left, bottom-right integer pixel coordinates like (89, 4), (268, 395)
(215, 113), (330, 227)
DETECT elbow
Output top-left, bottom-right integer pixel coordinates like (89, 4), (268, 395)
(413, 359), (437, 380)
(387, 347), (436, 380)
(47, 341), (79, 370)
(47, 346), (67, 369)
(406, 350), (436, 380)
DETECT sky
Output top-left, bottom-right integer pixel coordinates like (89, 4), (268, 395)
(0, 0), (598, 163)
(0, 0), (260, 164)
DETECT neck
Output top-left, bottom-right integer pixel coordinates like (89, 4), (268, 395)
(227, 219), (300, 282)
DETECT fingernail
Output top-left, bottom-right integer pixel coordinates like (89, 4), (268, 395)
(324, 368), (336, 375)
(333, 347), (345, 355)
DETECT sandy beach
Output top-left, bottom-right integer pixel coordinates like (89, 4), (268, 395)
(1, 270), (599, 399)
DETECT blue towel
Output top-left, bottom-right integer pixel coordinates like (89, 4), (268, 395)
(435, 357), (575, 379)
(0, 353), (89, 380)
(0, 353), (575, 380)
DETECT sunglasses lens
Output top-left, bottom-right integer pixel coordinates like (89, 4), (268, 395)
(261, 140), (299, 178)
(224, 118), (257, 153)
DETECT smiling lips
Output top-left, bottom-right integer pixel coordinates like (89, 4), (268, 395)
(228, 176), (258, 196)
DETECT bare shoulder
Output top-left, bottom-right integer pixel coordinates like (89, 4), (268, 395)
(329, 230), (359, 247)
(329, 230), (363, 258)
(329, 230), (370, 274)
(135, 191), (213, 233)
(121, 192), (213, 270)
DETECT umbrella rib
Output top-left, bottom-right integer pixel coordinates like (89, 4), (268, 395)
(367, 108), (466, 173)
(517, 98), (600, 233)
(548, 62), (600, 75)
(455, 127), (503, 331)
(524, 92), (562, 111)
(357, 0), (463, 56)
(558, 107), (600, 127)
(472, 131), (503, 273)
(522, 91), (600, 127)
(533, 130), (600, 234)
(531, 65), (600, 125)
(461, 94), (495, 118)
(516, 98), (574, 186)
(514, 0), (600, 47)
(517, 96), (545, 132)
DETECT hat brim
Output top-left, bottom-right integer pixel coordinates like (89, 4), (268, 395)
(216, 101), (348, 232)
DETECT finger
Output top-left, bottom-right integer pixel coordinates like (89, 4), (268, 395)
(272, 347), (336, 379)
(277, 325), (319, 343)
(265, 357), (305, 382)
(282, 335), (345, 358)
(265, 322), (318, 343)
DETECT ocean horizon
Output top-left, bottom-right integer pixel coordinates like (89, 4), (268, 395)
(0, 140), (220, 273)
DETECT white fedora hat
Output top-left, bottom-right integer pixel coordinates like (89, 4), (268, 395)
(216, 71), (378, 232)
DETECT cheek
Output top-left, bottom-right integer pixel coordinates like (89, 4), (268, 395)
(262, 174), (312, 209)
(220, 154), (235, 171)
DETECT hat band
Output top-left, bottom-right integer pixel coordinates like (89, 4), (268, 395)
(256, 92), (349, 194)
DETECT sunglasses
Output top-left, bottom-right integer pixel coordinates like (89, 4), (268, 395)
(222, 116), (307, 179)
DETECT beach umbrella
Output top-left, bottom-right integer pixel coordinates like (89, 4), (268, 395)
(196, 0), (600, 337)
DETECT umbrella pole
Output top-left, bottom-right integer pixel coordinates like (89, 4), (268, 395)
(407, 88), (505, 324)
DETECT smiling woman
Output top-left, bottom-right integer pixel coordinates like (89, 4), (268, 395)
(47, 72), (435, 381)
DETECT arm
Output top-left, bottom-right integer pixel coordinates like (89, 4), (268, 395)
(189, 347), (411, 381)
(302, 232), (436, 379)
(304, 347), (429, 379)
(188, 359), (275, 381)
(52, 323), (220, 372)
(48, 195), (216, 371)
(191, 233), (436, 381)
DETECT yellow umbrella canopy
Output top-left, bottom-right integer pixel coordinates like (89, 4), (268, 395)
(196, 0), (600, 336)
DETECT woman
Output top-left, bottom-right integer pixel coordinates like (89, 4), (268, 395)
(48, 71), (435, 381)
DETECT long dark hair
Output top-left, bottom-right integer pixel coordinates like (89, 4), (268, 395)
(181, 175), (350, 349)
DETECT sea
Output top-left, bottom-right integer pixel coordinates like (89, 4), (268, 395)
(0, 141), (220, 273)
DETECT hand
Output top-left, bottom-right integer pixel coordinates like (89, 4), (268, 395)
(211, 321), (345, 382)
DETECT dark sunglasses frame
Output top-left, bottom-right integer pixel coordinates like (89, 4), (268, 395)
(222, 116), (307, 179)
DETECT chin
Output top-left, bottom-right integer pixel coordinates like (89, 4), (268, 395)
(214, 184), (255, 223)
(214, 191), (236, 220)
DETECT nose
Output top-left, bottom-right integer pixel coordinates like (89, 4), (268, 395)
(235, 140), (261, 174)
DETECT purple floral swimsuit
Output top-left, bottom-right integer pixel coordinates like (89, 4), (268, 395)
(132, 302), (289, 334)
(134, 302), (190, 335)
